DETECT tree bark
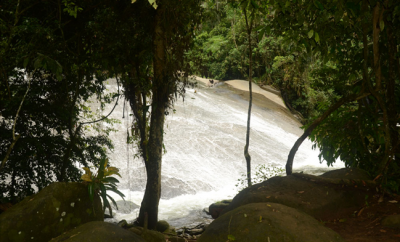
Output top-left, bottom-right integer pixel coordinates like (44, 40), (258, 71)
(243, 7), (253, 187)
(285, 92), (370, 175)
(372, 2), (383, 90)
(137, 1), (167, 229)
(385, 20), (398, 152)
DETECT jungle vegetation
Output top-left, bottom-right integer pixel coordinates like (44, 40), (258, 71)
(1, 0), (400, 230)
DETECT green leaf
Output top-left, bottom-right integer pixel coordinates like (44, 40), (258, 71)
(227, 234), (236, 241)
(380, 20), (384, 31)
(106, 194), (118, 210)
(308, 30), (314, 38)
(315, 1), (324, 11)
(147, 0), (157, 9)
(97, 158), (106, 179)
(99, 183), (109, 210)
(102, 177), (119, 184)
(105, 186), (125, 200)
(23, 58), (29, 68)
(315, 32), (320, 43)
(250, 0), (259, 9)
(88, 183), (94, 202)
(34, 58), (42, 69)
(258, 29), (265, 40)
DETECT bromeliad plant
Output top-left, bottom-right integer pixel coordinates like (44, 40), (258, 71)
(81, 158), (125, 216)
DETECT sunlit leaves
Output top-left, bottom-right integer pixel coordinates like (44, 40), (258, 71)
(308, 30), (314, 38)
(81, 158), (124, 216)
(314, 32), (320, 44)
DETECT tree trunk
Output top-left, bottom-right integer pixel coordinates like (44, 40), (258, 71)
(386, 20), (398, 152)
(243, 8), (253, 187)
(285, 92), (370, 175)
(137, 1), (167, 229)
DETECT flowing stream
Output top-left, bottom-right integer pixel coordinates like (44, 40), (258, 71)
(97, 78), (344, 227)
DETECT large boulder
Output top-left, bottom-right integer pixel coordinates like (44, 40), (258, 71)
(221, 173), (370, 220)
(198, 203), (345, 242)
(155, 220), (170, 233)
(129, 226), (165, 242)
(209, 199), (231, 219)
(50, 221), (145, 242)
(0, 182), (103, 242)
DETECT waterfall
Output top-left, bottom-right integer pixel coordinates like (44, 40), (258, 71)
(98, 78), (344, 227)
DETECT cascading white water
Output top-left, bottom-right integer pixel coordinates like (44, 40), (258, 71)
(98, 78), (344, 227)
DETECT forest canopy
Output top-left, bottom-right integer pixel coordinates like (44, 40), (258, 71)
(1, 0), (400, 222)
(188, 0), (400, 192)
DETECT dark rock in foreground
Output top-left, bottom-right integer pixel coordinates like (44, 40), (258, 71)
(156, 220), (170, 233)
(221, 168), (372, 220)
(129, 226), (165, 242)
(382, 214), (400, 228)
(199, 203), (345, 242)
(50, 221), (145, 242)
(0, 182), (103, 242)
(209, 199), (231, 219)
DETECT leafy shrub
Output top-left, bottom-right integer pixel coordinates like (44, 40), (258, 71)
(81, 158), (125, 216)
(235, 164), (284, 191)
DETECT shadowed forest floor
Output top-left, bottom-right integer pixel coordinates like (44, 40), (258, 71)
(323, 195), (400, 242)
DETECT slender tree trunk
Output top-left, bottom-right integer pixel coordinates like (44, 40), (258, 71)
(59, 74), (82, 181)
(372, 2), (383, 90)
(386, 20), (398, 153)
(369, 2), (392, 174)
(285, 92), (370, 175)
(243, 9), (253, 187)
(137, 2), (167, 229)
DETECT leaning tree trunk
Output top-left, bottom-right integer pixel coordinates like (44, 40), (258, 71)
(137, 2), (167, 230)
(285, 92), (370, 175)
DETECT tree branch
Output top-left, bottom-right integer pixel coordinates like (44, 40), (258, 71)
(285, 91), (370, 175)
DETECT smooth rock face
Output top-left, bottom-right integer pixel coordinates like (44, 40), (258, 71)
(198, 203), (345, 242)
(50, 221), (145, 242)
(382, 214), (400, 228)
(221, 174), (367, 219)
(0, 182), (103, 242)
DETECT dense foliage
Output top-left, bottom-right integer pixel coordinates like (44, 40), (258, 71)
(190, 0), (400, 191)
(2, 0), (400, 219)
(187, 0), (339, 121)
(0, 0), (120, 202)
(0, 0), (201, 228)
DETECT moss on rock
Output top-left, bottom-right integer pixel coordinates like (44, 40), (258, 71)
(0, 182), (103, 242)
(50, 221), (145, 242)
(199, 203), (345, 242)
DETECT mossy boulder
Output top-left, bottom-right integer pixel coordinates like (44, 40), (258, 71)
(129, 226), (165, 242)
(50, 221), (145, 242)
(156, 220), (170, 232)
(0, 182), (103, 242)
(209, 199), (231, 219)
(199, 203), (345, 242)
(221, 173), (369, 220)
